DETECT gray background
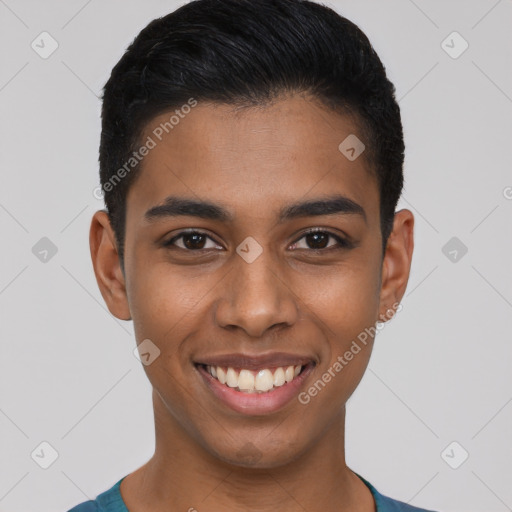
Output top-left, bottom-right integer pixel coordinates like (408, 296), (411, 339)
(0, 0), (511, 511)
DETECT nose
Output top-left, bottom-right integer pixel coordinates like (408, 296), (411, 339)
(214, 249), (299, 338)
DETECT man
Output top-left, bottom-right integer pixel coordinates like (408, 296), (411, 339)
(69, 0), (436, 510)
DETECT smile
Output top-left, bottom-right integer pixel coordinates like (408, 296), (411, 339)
(194, 354), (316, 415)
(204, 364), (303, 393)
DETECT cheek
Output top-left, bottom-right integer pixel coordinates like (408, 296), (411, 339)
(126, 264), (206, 420)
(299, 263), (381, 340)
(294, 260), (381, 401)
(127, 260), (208, 344)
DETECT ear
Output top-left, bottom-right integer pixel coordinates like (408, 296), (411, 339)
(89, 210), (131, 321)
(378, 209), (414, 322)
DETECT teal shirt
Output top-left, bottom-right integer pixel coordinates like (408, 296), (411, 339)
(67, 473), (438, 511)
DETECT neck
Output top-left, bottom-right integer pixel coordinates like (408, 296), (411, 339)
(120, 390), (375, 512)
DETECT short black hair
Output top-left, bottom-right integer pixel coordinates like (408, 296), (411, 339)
(99, 0), (404, 269)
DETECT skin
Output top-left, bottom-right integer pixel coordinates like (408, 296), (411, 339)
(90, 93), (414, 512)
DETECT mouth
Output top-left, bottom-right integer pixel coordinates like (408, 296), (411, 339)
(198, 363), (306, 393)
(194, 353), (316, 415)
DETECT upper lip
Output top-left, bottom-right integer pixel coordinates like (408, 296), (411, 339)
(195, 352), (315, 370)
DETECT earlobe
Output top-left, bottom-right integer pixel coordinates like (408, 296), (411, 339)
(89, 210), (132, 321)
(378, 209), (414, 322)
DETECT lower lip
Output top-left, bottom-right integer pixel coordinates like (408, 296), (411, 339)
(196, 363), (315, 415)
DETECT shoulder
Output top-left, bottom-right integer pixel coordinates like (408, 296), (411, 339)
(355, 472), (439, 512)
(375, 493), (439, 512)
(66, 477), (128, 512)
(67, 501), (100, 512)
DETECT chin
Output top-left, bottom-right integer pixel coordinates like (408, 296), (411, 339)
(205, 435), (307, 470)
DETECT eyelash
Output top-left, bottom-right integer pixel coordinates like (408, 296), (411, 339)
(163, 228), (352, 253)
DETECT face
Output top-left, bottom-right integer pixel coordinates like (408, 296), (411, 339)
(90, 93), (413, 469)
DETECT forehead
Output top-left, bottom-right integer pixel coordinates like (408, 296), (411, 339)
(126, 94), (379, 225)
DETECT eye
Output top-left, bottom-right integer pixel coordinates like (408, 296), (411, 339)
(163, 228), (352, 253)
(164, 230), (223, 251)
(289, 229), (351, 251)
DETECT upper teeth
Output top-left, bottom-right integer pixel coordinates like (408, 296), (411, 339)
(207, 365), (302, 393)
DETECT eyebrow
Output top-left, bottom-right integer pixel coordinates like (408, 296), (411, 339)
(144, 194), (366, 224)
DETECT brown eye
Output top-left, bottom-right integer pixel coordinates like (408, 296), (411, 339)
(305, 232), (329, 249)
(182, 233), (207, 249)
(164, 231), (222, 251)
(290, 229), (351, 251)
